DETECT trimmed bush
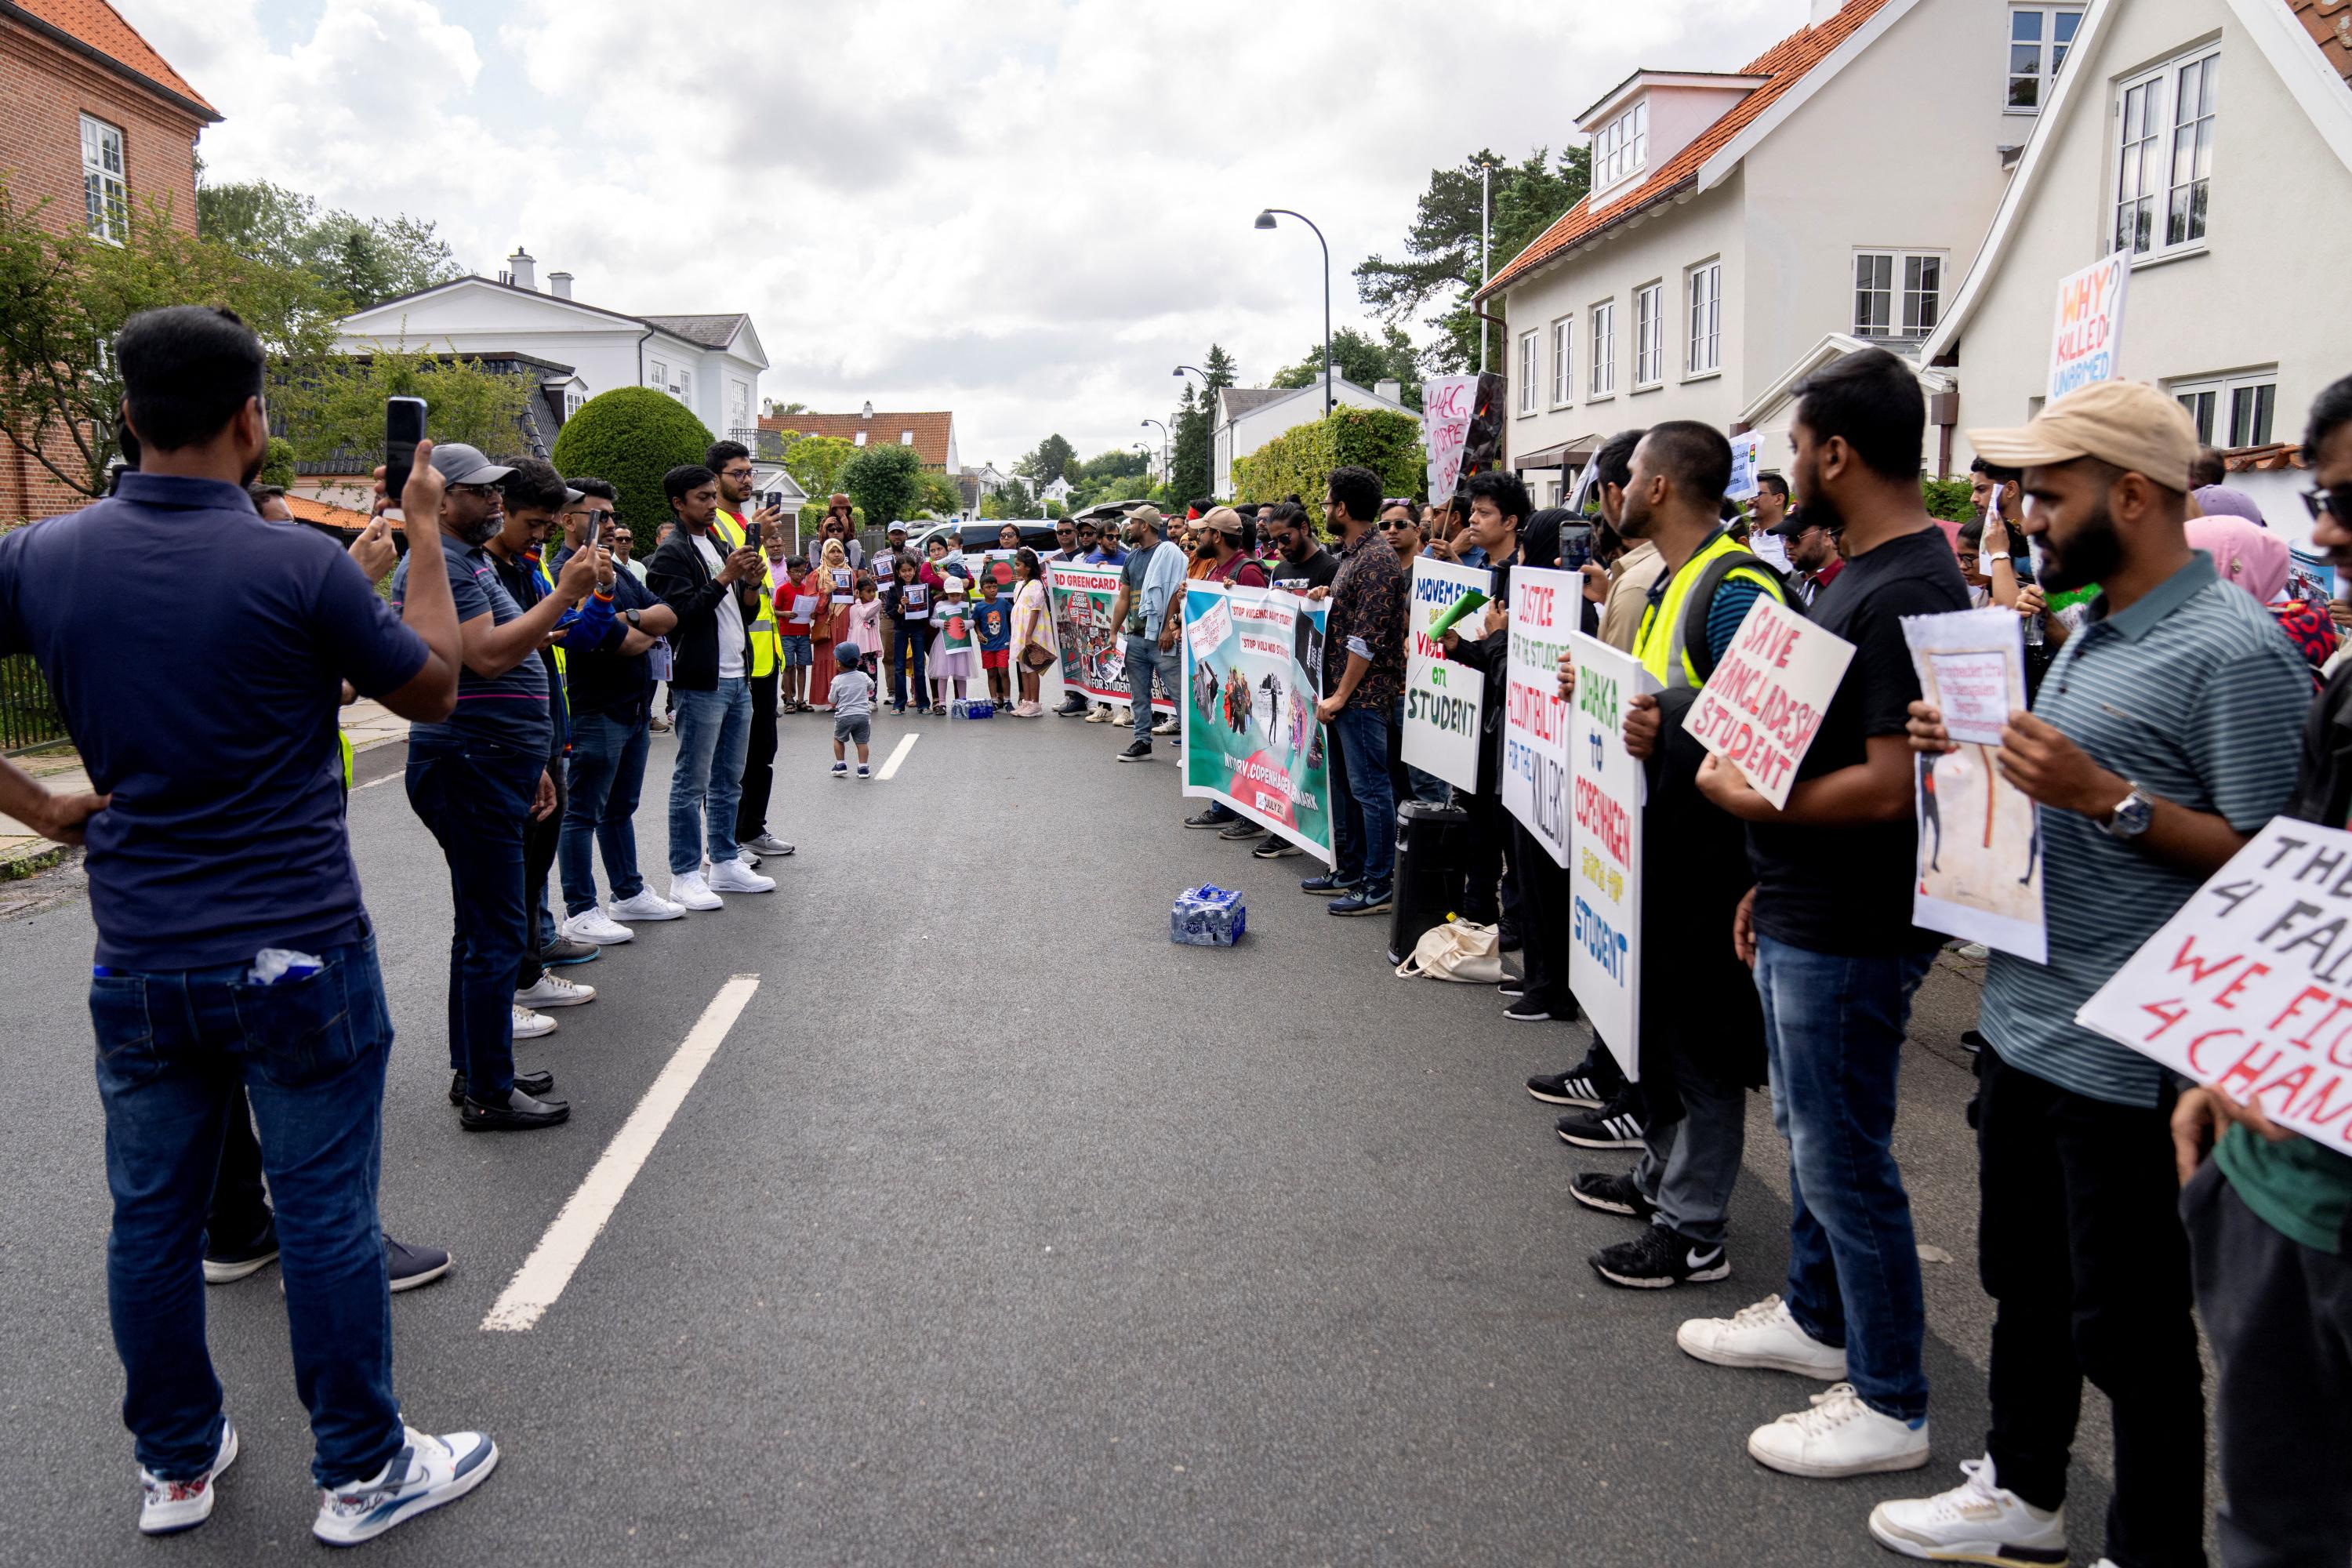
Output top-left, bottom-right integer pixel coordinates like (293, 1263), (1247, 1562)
(1922, 477), (1976, 524)
(1232, 406), (1425, 506)
(550, 386), (714, 556)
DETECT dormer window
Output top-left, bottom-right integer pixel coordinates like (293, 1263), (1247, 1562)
(1595, 100), (1649, 191)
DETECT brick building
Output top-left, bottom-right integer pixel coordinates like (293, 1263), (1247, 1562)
(0, 0), (218, 522)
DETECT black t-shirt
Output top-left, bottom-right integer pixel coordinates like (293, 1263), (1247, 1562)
(1746, 524), (1969, 954)
(564, 568), (659, 723)
(1269, 547), (1338, 593)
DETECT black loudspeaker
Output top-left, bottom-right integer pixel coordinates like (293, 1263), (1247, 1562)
(1388, 797), (1468, 966)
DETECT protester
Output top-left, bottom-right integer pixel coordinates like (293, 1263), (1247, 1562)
(1108, 505), (1185, 762)
(1181, 506), (1269, 750)
(1379, 499), (1423, 566)
(1751, 472), (1791, 535)
(809, 537), (853, 710)
(929, 571), (978, 713)
(1955, 517), (1991, 607)
(1586, 430), (1664, 648)
(880, 553), (931, 713)
(1077, 521), (1130, 722)
(644, 463), (773, 909)
(975, 573), (1014, 706)
(1046, 517), (1081, 562)
(1877, 379), (2307, 1566)
(1305, 466), (1408, 914)
(817, 493), (862, 569)
(1681, 347), (1969, 1478)
(612, 525), (646, 584)
(1773, 502), (1845, 607)
(847, 572), (886, 700)
(707, 441), (793, 862)
(1011, 547), (1054, 717)
(827, 644), (875, 779)
(1439, 472), (1532, 929)
(777, 555), (817, 710)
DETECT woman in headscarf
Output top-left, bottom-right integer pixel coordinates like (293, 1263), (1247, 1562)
(2191, 512), (2338, 687)
(808, 537), (854, 707)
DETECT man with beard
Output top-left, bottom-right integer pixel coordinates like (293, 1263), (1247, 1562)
(1237, 503), (1339, 859)
(1772, 502), (1844, 607)
(706, 441), (794, 862)
(1875, 382), (2306, 1568)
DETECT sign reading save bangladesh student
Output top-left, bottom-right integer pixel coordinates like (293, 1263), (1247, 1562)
(1679, 594), (1855, 812)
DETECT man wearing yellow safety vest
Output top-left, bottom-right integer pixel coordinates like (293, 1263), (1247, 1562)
(707, 441), (796, 862)
(1563, 422), (1781, 1291)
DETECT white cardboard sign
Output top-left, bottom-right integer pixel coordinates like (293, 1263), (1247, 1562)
(1679, 595), (1855, 811)
(1425, 374), (1478, 503)
(1500, 567), (1580, 868)
(1566, 632), (1653, 1080)
(1726, 430), (1762, 503)
(2048, 252), (2130, 400)
(1401, 557), (1491, 791)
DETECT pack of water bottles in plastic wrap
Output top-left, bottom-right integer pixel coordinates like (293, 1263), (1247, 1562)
(1171, 884), (1247, 946)
(949, 699), (996, 720)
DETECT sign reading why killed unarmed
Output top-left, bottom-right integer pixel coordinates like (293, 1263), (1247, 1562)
(1501, 566), (1580, 869)
(1904, 608), (2046, 964)
(1178, 582), (1334, 862)
(1402, 557), (1492, 792)
(1425, 374), (1479, 503)
(1680, 595), (1856, 811)
(1566, 632), (1654, 1081)
(2077, 818), (2352, 1159)
(2048, 251), (2130, 399)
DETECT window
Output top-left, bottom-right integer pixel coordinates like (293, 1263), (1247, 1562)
(564, 388), (584, 419)
(1852, 251), (1944, 338)
(648, 359), (667, 390)
(729, 380), (750, 432)
(2171, 371), (2275, 447)
(1686, 262), (1722, 376)
(1589, 301), (1616, 397)
(1632, 282), (1664, 387)
(1593, 100), (1650, 191)
(80, 114), (127, 242)
(679, 367), (694, 403)
(2115, 49), (2218, 259)
(2006, 7), (2083, 111)
(900, 429), (915, 445)
(1518, 331), (1537, 413)
(1551, 317), (1573, 405)
(853, 430), (868, 447)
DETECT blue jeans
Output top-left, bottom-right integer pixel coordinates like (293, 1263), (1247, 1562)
(1389, 696), (1449, 804)
(1755, 935), (1938, 1421)
(560, 708), (650, 916)
(1124, 636), (1178, 742)
(1330, 704), (1396, 892)
(91, 937), (403, 1487)
(405, 736), (539, 1100)
(669, 678), (751, 876)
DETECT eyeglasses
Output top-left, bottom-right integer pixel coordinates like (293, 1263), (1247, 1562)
(450, 482), (502, 499)
(2303, 484), (2352, 525)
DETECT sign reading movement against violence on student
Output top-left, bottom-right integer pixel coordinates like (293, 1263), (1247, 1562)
(1401, 557), (1492, 792)
(1178, 582), (1334, 862)
(1679, 595), (1855, 812)
(2077, 818), (2352, 1159)
(2048, 251), (2129, 400)
(1501, 566), (1579, 869)
(1046, 561), (1175, 713)
(1566, 632), (1653, 1080)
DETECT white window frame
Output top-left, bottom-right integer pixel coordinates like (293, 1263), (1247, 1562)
(1550, 316), (1573, 407)
(1518, 330), (1538, 415)
(2114, 46), (2219, 263)
(679, 367), (694, 404)
(648, 358), (668, 390)
(2005, 5), (2085, 113)
(2169, 368), (2276, 448)
(1632, 281), (1664, 388)
(80, 114), (127, 244)
(1686, 260), (1722, 377)
(1593, 100), (1650, 193)
(900, 429), (916, 445)
(1851, 249), (1947, 339)
(1589, 301), (1617, 399)
(853, 430), (868, 447)
(729, 379), (750, 432)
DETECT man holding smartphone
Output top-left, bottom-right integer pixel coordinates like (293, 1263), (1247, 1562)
(706, 441), (793, 862)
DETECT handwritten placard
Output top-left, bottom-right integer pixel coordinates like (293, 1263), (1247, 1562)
(1501, 567), (1579, 867)
(1726, 430), (1762, 502)
(1425, 374), (1478, 503)
(2048, 252), (2130, 399)
(1904, 608), (2045, 962)
(1679, 595), (1856, 811)
(1566, 632), (1654, 1080)
(1403, 556), (1491, 791)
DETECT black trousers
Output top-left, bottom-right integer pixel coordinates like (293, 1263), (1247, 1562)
(737, 670), (779, 840)
(1509, 818), (1573, 1015)
(1977, 1044), (2206, 1565)
(1458, 790), (1508, 925)
(517, 763), (565, 988)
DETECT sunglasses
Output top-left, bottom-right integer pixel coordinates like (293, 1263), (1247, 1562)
(449, 481), (503, 499)
(2303, 484), (2352, 525)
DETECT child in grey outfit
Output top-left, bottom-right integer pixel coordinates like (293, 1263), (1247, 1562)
(829, 644), (875, 779)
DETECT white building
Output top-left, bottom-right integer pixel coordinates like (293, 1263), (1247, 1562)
(1918, 0), (2352, 539)
(1212, 378), (1421, 499)
(333, 247), (770, 446)
(1478, 0), (2033, 503)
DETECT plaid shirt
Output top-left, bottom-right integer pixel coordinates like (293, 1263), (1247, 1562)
(1323, 528), (1409, 711)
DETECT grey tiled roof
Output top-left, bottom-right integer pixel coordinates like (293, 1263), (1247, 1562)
(640, 314), (746, 349)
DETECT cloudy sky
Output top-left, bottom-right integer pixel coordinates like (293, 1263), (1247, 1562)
(121, 0), (1806, 470)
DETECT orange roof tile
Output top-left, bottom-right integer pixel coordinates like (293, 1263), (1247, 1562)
(2291, 0), (2352, 86)
(757, 410), (954, 470)
(285, 493), (385, 530)
(9, 0), (216, 114)
(1479, 0), (1894, 300)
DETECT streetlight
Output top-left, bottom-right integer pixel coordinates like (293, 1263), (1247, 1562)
(1254, 208), (1330, 416)
(1141, 418), (1169, 495)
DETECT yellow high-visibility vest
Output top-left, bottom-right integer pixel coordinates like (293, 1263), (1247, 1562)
(1631, 528), (1787, 691)
(713, 508), (779, 678)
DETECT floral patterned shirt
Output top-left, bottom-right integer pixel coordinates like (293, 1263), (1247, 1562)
(1323, 528), (1409, 712)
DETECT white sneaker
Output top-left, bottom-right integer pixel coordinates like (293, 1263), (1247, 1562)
(1084, 706), (1110, 724)
(514, 972), (594, 1009)
(140, 1417), (238, 1535)
(608, 889), (685, 923)
(707, 858), (775, 894)
(1115, 705), (1132, 726)
(670, 873), (724, 912)
(560, 909), (633, 946)
(1151, 716), (1178, 735)
(1677, 1294), (1848, 1379)
(1748, 1382), (1929, 1478)
(510, 1004), (557, 1040)
(1869, 1455), (2066, 1564)
(313, 1426), (498, 1547)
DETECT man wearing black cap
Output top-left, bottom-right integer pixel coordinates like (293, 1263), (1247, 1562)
(1769, 483), (1843, 607)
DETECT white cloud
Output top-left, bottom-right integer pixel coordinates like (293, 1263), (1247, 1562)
(120, 0), (1801, 470)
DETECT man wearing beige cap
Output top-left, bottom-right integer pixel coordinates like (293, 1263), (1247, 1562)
(1874, 378), (2307, 1568)
(1107, 505), (1185, 760)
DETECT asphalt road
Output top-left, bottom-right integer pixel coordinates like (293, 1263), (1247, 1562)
(0, 706), (2151, 1566)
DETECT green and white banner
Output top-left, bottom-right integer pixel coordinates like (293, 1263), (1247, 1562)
(1047, 561), (1175, 712)
(1178, 583), (1334, 863)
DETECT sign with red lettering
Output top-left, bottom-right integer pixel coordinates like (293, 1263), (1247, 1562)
(1501, 567), (1579, 869)
(2048, 252), (2130, 399)
(2077, 818), (2352, 1160)
(1679, 595), (1855, 812)
(1566, 633), (1654, 1080)
(1425, 374), (1478, 503)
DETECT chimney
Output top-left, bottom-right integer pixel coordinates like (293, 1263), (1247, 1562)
(1809, 0), (1846, 24)
(861, 400), (874, 419)
(506, 246), (535, 291)
(1374, 378), (1402, 404)
(547, 270), (573, 299)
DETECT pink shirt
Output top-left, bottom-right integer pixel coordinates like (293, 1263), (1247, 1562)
(845, 598), (884, 661)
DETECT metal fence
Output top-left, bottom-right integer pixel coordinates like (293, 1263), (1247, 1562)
(0, 655), (66, 753)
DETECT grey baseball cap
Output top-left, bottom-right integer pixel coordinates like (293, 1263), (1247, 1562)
(427, 443), (513, 486)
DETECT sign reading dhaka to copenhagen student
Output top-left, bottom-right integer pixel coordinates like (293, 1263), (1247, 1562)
(1566, 631), (1653, 1081)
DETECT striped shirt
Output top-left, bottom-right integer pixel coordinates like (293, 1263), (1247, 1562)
(1980, 552), (2307, 1106)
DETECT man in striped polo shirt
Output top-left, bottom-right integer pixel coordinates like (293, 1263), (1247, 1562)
(1873, 381), (2308, 1568)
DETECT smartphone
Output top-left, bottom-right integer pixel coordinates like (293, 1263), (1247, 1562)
(1559, 524), (1594, 572)
(746, 520), (762, 550)
(384, 397), (427, 506)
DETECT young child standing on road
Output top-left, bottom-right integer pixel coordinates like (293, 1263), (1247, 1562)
(845, 572), (884, 693)
(776, 556), (818, 711)
(928, 572), (978, 714)
(881, 554), (930, 713)
(974, 574), (1013, 706)
(828, 644), (875, 779)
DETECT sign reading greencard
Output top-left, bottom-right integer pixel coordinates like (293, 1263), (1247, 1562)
(1179, 583), (1334, 863)
(1047, 561), (1174, 713)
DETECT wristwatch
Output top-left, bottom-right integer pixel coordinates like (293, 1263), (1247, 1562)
(2103, 783), (2154, 840)
(622, 608), (643, 630)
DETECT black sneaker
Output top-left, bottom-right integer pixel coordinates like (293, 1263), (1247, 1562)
(1251, 837), (1301, 859)
(1184, 806), (1234, 829)
(1503, 997), (1554, 1022)
(1497, 924), (1523, 953)
(384, 1234), (452, 1294)
(1961, 1028), (1987, 1056)
(1497, 977), (1527, 999)
(1218, 818), (1266, 840)
(1525, 1050), (1621, 1108)
(1116, 740), (1152, 762)
(203, 1221), (280, 1285)
(1569, 1170), (1657, 1220)
(1590, 1224), (1730, 1289)
(448, 1069), (554, 1107)
(1300, 873), (1357, 896)
(1556, 1091), (1646, 1149)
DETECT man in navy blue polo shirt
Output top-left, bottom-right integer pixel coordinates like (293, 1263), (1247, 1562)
(0, 306), (498, 1544)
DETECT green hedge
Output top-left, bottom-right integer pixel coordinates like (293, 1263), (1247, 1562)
(550, 386), (714, 556)
(1922, 477), (1976, 524)
(1232, 406), (1425, 506)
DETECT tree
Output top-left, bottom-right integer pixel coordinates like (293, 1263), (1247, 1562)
(1170, 383), (1212, 504)
(1353, 147), (1591, 375)
(1230, 406), (1424, 506)
(198, 176), (461, 310)
(274, 335), (533, 479)
(909, 469), (963, 519)
(1015, 433), (1076, 487)
(0, 180), (343, 499)
(548, 386), (713, 556)
(842, 442), (924, 528)
(1268, 325), (1425, 410)
(979, 476), (1034, 519)
(1202, 342), (1240, 391)
(778, 433), (857, 499)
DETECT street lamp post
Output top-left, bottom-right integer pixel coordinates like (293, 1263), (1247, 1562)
(1140, 418), (1170, 497)
(1254, 209), (1330, 416)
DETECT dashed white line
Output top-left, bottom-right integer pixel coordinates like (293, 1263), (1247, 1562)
(353, 771), (402, 791)
(877, 731), (920, 780)
(481, 973), (761, 1331)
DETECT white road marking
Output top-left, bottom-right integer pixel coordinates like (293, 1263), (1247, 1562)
(481, 974), (761, 1331)
(353, 771), (401, 791)
(877, 731), (920, 780)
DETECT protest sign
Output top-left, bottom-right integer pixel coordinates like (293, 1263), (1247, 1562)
(1726, 431), (1762, 502)
(2288, 545), (2335, 606)
(982, 549), (1017, 590)
(1747, 529), (1791, 575)
(2077, 818), (2352, 1159)
(1500, 566), (1579, 868)
(1425, 375), (1479, 503)
(1903, 608), (2046, 963)
(1179, 583), (1334, 862)
(1679, 595), (1855, 811)
(2048, 252), (2130, 399)
(1047, 561), (1174, 713)
(1402, 557), (1493, 791)
(829, 566), (855, 604)
(1566, 632), (1654, 1079)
